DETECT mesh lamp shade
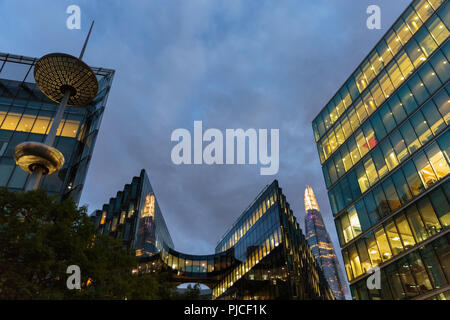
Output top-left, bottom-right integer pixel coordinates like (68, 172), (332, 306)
(33, 53), (98, 106)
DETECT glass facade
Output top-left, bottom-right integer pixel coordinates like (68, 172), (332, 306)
(0, 52), (114, 203)
(304, 185), (349, 300)
(314, 0), (450, 300)
(95, 177), (334, 300)
(91, 169), (174, 256)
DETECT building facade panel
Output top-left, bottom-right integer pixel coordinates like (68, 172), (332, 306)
(314, 0), (450, 300)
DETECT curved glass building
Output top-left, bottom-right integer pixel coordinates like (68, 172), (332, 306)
(92, 170), (335, 300)
(313, 0), (450, 300)
(304, 185), (348, 300)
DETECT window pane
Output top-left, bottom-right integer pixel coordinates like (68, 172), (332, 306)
(372, 147), (388, 178)
(400, 121), (421, 154)
(382, 177), (402, 212)
(422, 100), (446, 135)
(425, 142), (450, 179)
(385, 263), (406, 300)
(416, 25), (439, 57)
(16, 114), (36, 133)
(357, 239), (372, 274)
(396, 50), (415, 79)
(356, 163), (370, 193)
(426, 15), (449, 45)
(348, 137), (361, 164)
(417, 196), (442, 236)
(406, 204), (428, 242)
(375, 226), (392, 262)
(413, 151), (438, 188)
(390, 130), (409, 163)
(379, 103), (396, 133)
(407, 252), (434, 293)
(349, 244), (363, 278)
(348, 206), (362, 238)
(385, 220), (404, 256)
(414, 0), (435, 22)
(429, 50), (450, 83)
(365, 232), (382, 266)
(391, 170), (413, 204)
(410, 111), (433, 145)
(418, 62), (442, 93)
(419, 243), (447, 289)
(380, 139), (399, 171)
(429, 187), (450, 227)
(395, 213), (416, 249)
(356, 129), (369, 157)
(397, 257), (420, 298)
(405, 39), (427, 68)
(432, 88), (450, 124)
(1, 112), (20, 130)
(389, 94), (407, 124)
(402, 160), (425, 196)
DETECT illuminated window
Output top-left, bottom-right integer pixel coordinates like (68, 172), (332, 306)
(349, 244), (363, 278)
(414, 0), (435, 22)
(396, 50), (415, 79)
(405, 7), (423, 33)
(365, 233), (382, 266)
(394, 213), (416, 249)
(356, 130), (369, 157)
(414, 152), (438, 188)
(355, 69), (368, 93)
(61, 119), (79, 138)
(1, 112), (20, 130)
(32, 115), (51, 134)
(348, 206), (362, 237)
(379, 70), (395, 98)
(364, 157), (379, 186)
(369, 81), (385, 108)
(381, 139), (399, 171)
(387, 61), (405, 88)
(375, 227), (392, 262)
(417, 197), (442, 235)
(425, 142), (450, 179)
(385, 30), (402, 57)
(16, 114), (36, 132)
(427, 15), (449, 45)
(416, 26), (438, 56)
(395, 21), (413, 45)
(384, 220), (404, 255)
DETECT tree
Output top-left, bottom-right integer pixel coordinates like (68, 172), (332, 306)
(0, 188), (164, 299)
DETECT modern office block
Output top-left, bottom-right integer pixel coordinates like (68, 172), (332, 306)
(304, 185), (348, 299)
(91, 169), (174, 256)
(313, 0), (449, 300)
(0, 52), (114, 203)
(93, 174), (334, 300)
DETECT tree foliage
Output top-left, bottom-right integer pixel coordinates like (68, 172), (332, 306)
(0, 188), (175, 299)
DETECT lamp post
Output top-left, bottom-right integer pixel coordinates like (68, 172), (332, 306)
(14, 21), (99, 191)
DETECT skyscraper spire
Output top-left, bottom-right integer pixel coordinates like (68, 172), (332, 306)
(304, 185), (319, 212)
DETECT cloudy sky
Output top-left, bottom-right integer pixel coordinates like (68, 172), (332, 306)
(1, 0), (412, 290)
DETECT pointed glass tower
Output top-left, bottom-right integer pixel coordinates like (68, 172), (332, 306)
(304, 185), (348, 300)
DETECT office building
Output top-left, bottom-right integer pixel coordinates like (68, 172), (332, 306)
(312, 0), (449, 300)
(92, 173), (334, 300)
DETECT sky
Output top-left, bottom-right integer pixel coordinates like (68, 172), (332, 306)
(1, 0), (412, 291)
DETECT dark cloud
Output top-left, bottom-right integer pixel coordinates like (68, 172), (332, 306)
(1, 0), (411, 292)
